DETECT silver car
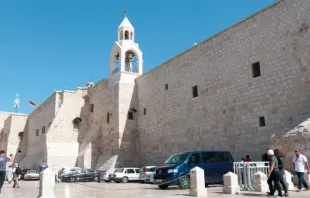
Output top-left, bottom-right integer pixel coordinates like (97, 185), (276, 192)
(103, 168), (117, 182)
(24, 170), (40, 180)
(139, 166), (157, 183)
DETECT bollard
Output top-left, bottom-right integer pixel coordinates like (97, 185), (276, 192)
(189, 167), (207, 197)
(223, 172), (240, 195)
(252, 171), (268, 192)
(283, 170), (295, 191)
(37, 168), (56, 198)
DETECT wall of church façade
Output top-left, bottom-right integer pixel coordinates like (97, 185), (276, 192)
(135, 0), (310, 166)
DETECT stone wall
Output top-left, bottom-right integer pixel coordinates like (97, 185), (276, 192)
(46, 89), (87, 170)
(135, 0), (310, 165)
(118, 72), (139, 167)
(5, 114), (28, 158)
(0, 111), (12, 149)
(81, 77), (120, 170)
(21, 93), (57, 169)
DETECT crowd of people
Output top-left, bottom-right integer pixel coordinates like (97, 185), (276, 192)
(266, 149), (309, 197)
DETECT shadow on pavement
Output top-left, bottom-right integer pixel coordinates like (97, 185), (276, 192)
(214, 192), (266, 197)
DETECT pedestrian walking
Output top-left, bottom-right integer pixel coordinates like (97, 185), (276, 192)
(266, 149), (283, 197)
(39, 160), (48, 173)
(13, 163), (22, 182)
(293, 149), (310, 192)
(6, 166), (13, 184)
(271, 149), (288, 196)
(12, 166), (20, 188)
(0, 150), (11, 195)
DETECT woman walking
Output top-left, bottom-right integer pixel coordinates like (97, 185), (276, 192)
(267, 149), (283, 197)
(272, 149), (288, 196)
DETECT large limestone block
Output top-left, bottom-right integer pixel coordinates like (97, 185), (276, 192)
(37, 168), (56, 198)
(283, 170), (295, 191)
(253, 171), (269, 192)
(223, 172), (240, 195)
(189, 167), (207, 197)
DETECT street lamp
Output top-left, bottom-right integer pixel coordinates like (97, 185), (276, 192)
(14, 94), (20, 114)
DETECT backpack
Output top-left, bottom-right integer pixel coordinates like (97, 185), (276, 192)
(15, 167), (22, 175)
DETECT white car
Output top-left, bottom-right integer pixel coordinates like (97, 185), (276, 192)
(103, 168), (117, 182)
(109, 168), (140, 183)
(24, 170), (40, 180)
(139, 166), (156, 183)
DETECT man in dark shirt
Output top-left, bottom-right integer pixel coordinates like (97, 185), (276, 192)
(39, 160), (48, 172)
(267, 149), (283, 197)
(271, 149), (288, 196)
(0, 150), (11, 195)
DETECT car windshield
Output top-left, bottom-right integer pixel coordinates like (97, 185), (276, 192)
(164, 153), (189, 164)
(148, 167), (156, 172)
(116, 168), (124, 173)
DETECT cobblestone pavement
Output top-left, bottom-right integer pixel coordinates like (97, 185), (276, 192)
(1, 181), (310, 198)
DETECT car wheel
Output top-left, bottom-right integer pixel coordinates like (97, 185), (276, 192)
(122, 177), (129, 183)
(158, 184), (169, 189)
(93, 177), (98, 182)
(178, 175), (190, 189)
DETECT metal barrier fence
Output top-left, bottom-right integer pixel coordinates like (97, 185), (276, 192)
(233, 162), (269, 191)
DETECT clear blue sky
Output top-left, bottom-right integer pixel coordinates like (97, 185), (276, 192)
(0, 0), (277, 114)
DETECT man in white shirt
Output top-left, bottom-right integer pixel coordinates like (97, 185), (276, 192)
(293, 149), (310, 192)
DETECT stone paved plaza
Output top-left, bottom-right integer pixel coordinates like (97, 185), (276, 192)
(1, 181), (310, 198)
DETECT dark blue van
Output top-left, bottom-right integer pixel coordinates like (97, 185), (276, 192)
(153, 151), (233, 189)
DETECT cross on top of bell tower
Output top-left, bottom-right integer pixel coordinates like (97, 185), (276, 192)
(124, 9), (128, 17)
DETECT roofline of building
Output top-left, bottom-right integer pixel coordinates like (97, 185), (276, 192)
(0, 111), (28, 116)
(136, 0), (284, 79)
(28, 87), (88, 117)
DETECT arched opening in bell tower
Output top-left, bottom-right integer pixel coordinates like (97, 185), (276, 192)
(125, 31), (129, 40)
(112, 52), (120, 74)
(125, 50), (137, 72)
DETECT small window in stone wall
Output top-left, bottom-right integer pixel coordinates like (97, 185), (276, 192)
(165, 84), (168, 90)
(36, 129), (39, 136)
(18, 149), (21, 153)
(107, 113), (110, 123)
(49, 122), (51, 127)
(18, 132), (24, 140)
(42, 126), (45, 134)
(73, 117), (82, 129)
(143, 108), (146, 115)
(192, 85), (198, 98)
(259, 116), (266, 127)
(128, 112), (133, 120)
(252, 62), (261, 78)
(90, 104), (94, 112)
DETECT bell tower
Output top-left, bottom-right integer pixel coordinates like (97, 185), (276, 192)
(110, 12), (143, 75)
